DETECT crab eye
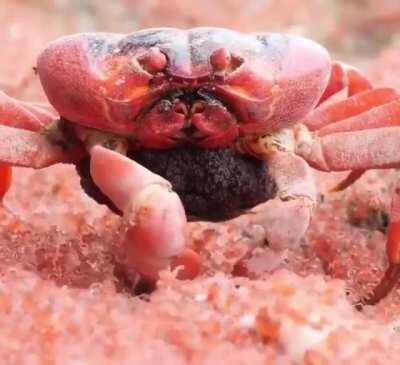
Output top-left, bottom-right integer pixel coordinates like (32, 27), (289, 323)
(137, 47), (167, 74)
(210, 48), (243, 74)
(210, 48), (230, 71)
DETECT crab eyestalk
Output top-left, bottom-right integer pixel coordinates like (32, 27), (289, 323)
(137, 47), (168, 74)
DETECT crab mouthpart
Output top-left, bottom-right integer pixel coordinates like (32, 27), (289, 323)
(136, 89), (239, 149)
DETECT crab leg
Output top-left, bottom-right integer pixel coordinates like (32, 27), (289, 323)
(301, 88), (400, 191)
(0, 91), (56, 131)
(247, 150), (316, 250)
(0, 92), (61, 199)
(330, 169), (365, 193)
(295, 112), (400, 304)
(296, 127), (400, 173)
(0, 91), (84, 170)
(316, 61), (372, 107)
(0, 125), (84, 168)
(304, 88), (399, 132)
(361, 186), (400, 305)
(89, 145), (200, 281)
(307, 66), (396, 192)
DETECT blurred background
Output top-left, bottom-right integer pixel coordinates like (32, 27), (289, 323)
(1, 0), (400, 102)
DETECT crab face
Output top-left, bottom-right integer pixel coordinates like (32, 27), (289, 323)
(37, 28), (331, 149)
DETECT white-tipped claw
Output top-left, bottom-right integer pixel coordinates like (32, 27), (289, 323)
(90, 145), (200, 280)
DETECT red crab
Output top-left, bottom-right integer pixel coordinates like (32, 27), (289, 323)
(0, 27), (399, 304)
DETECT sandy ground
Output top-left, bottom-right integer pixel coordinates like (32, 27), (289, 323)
(1, 0), (400, 363)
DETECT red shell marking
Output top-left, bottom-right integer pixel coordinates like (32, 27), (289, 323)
(37, 27), (331, 148)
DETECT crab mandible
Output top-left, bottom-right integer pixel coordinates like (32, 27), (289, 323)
(0, 27), (398, 304)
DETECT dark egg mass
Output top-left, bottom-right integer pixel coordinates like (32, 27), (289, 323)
(77, 147), (277, 222)
(132, 147), (277, 221)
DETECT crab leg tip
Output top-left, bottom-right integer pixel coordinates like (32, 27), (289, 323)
(361, 264), (400, 305)
(329, 170), (365, 193)
(361, 190), (400, 305)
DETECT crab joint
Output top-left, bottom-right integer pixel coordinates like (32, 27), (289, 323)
(236, 129), (295, 158)
(42, 119), (79, 150)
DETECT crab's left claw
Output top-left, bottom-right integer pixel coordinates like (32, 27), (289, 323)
(89, 145), (201, 281)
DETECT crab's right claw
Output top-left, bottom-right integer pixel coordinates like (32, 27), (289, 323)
(89, 145), (201, 281)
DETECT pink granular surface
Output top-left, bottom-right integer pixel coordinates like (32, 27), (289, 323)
(2, 130), (400, 365)
(2, 0), (400, 363)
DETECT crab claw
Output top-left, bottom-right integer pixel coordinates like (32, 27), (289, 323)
(89, 145), (200, 280)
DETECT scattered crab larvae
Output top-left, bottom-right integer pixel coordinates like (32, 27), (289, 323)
(0, 27), (400, 305)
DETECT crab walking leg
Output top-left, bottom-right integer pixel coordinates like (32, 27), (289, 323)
(295, 127), (400, 303)
(89, 146), (200, 280)
(0, 91), (56, 131)
(0, 91), (60, 198)
(303, 94), (400, 191)
(296, 127), (400, 172)
(316, 97), (400, 137)
(249, 150), (316, 250)
(361, 187), (400, 305)
(329, 170), (365, 193)
(0, 125), (83, 168)
(304, 88), (399, 132)
(317, 62), (372, 106)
